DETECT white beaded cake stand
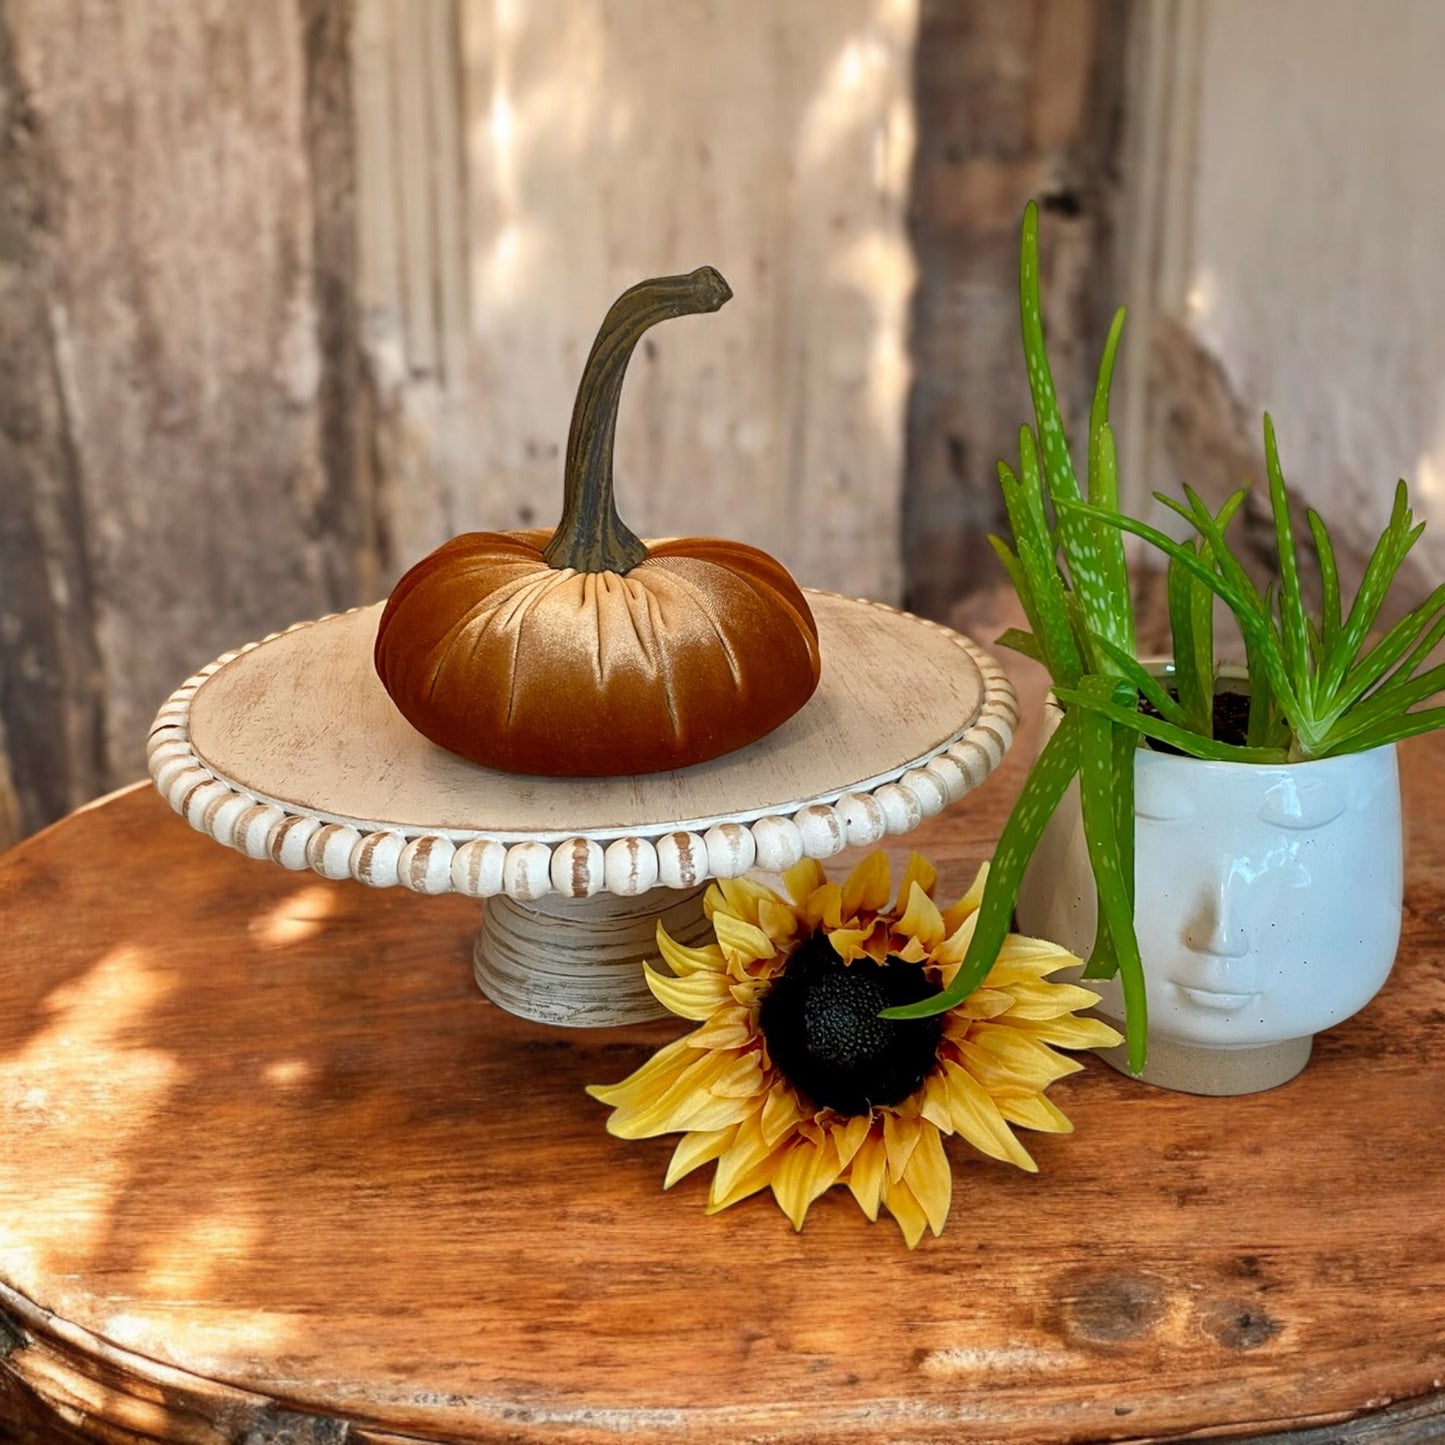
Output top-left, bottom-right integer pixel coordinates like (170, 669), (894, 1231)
(148, 591), (1018, 1026)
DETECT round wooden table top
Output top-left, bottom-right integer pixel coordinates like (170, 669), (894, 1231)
(2, 695), (1444, 1443)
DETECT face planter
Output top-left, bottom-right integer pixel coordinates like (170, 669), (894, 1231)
(1017, 695), (1404, 1095)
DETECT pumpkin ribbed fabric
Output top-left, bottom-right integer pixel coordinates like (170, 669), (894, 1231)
(374, 528), (821, 776)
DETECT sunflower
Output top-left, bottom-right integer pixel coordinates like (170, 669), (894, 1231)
(587, 852), (1121, 1246)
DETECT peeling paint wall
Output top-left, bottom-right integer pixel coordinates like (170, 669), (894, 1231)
(1181, 0), (1445, 568)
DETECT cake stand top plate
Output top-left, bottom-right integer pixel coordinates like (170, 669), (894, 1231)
(149, 591), (1018, 899)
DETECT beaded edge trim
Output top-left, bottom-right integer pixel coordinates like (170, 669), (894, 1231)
(147, 599), (1019, 902)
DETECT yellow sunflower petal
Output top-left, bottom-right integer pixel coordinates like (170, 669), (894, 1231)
(1009, 1014), (1124, 1050)
(842, 851), (891, 918)
(940, 860), (989, 933)
(712, 911), (777, 967)
(827, 927), (874, 963)
(771, 1136), (841, 1230)
(644, 961), (733, 1021)
(717, 875), (787, 928)
(782, 858), (827, 906)
(918, 1069), (954, 1132)
(882, 1110), (923, 1184)
(585, 1033), (696, 1111)
(960, 1026), (1083, 1094)
(616, 1048), (752, 1136)
(665, 1126), (735, 1188)
(801, 880), (844, 930)
(901, 1123), (952, 1236)
(943, 986), (1014, 1026)
(656, 926), (727, 978)
(760, 1080), (804, 1147)
(932, 910), (979, 970)
(1000, 978), (1109, 1021)
(709, 1051), (767, 1099)
(997, 1091), (1075, 1134)
(712, 1114), (777, 1202)
(895, 853), (938, 911)
(684, 1004), (755, 1051)
(896, 881), (946, 949)
(940, 1058), (1038, 1172)
(829, 1111), (873, 1171)
(882, 1176), (929, 1248)
(758, 897), (803, 946)
(845, 1129), (888, 1220)
(893, 935), (931, 964)
(707, 1153), (778, 1213)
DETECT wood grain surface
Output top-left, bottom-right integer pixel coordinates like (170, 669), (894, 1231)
(183, 595), (994, 839)
(1, 662), (1443, 1443)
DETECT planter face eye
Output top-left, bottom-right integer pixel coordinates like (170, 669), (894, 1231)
(1126, 747), (1404, 1047)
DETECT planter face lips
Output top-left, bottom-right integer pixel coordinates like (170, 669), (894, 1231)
(1018, 698), (1404, 1051)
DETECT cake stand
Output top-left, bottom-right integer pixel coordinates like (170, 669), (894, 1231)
(148, 591), (1018, 1026)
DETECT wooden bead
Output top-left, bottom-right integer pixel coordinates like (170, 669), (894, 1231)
(604, 837), (660, 896)
(752, 815), (805, 873)
(451, 838), (508, 897)
(703, 822), (756, 879)
(551, 837), (605, 898)
(399, 835), (457, 894)
(352, 830), (405, 888)
(503, 841), (553, 901)
(307, 822), (364, 881)
(795, 803), (846, 857)
(656, 832), (706, 890)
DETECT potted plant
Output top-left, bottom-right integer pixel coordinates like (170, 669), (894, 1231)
(886, 202), (1445, 1095)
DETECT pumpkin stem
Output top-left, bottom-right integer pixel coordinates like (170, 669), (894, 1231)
(544, 266), (733, 574)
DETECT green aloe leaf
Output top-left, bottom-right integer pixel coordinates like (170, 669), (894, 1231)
(1328, 583), (1445, 722)
(1054, 683), (1289, 762)
(1058, 493), (1304, 725)
(1264, 416), (1312, 712)
(1168, 543), (1213, 736)
(1318, 661), (1445, 751)
(1076, 678), (1147, 1073)
(1319, 480), (1416, 701)
(994, 625), (1044, 663)
(1307, 507), (1342, 658)
(1001, 452), (1083, 685)
(1089, 632), (1189, 727)
(880, 709), (1084, 1020)
(1327, 706), (1445, 755)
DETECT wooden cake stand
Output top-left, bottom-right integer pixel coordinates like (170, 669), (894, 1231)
(148, 592), (1018, 1026)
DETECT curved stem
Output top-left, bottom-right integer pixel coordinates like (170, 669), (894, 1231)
(543, 266), (733, 573)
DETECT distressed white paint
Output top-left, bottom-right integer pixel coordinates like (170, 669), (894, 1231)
(357, 0), (916, 601)
(1182, 0), (1445, 566)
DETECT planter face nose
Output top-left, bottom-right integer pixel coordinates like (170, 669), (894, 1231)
(1017, 705), (1404, 1053)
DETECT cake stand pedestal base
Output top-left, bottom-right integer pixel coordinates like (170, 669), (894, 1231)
(473, 885), (713, 1026)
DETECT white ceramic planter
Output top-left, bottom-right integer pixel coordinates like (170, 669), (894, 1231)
(1016, 688), (1403, 1095)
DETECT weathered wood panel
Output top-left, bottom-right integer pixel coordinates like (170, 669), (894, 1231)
(903, 0), (1131, 623)
(0, 0), (371, 849)
(376, 0), (917, 598)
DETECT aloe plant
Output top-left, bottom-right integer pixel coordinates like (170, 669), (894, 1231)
(888, 201), (1445, 1076)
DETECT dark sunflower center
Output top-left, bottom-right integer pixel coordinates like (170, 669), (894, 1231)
(758, 930), (945, 1116)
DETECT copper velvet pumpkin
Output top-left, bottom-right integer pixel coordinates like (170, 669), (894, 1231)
(374, 267), (822, 777)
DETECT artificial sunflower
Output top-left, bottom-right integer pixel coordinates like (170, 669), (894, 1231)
(588, 852), (1120, 1246)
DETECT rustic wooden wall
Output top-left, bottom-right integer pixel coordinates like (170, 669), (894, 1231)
(0, 0), (373, 848)
(0, 0), (1135, 850)
(903, 0), (1130, 625)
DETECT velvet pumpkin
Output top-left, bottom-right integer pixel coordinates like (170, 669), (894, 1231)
(374, 267), (822, 777)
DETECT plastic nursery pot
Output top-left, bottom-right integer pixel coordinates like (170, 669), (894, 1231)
(1015, 665), (1404, 1096)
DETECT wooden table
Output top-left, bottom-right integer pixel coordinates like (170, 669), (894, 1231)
(2, 681), (1443, 1443)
